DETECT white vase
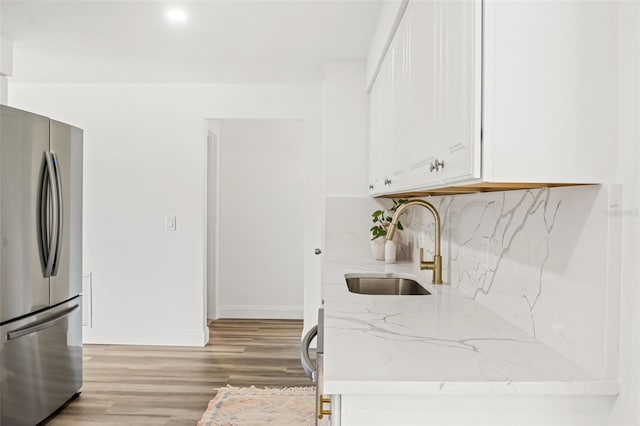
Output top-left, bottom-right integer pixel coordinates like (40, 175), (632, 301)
(370, 238), (385, 261)
(384, 239), (397, 263)
(392, 232), (403, 260)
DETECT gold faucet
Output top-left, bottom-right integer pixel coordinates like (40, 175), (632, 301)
(386, 199), (443, 284)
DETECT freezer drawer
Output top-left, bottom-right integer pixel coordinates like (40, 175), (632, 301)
(0, 297), (82, 426)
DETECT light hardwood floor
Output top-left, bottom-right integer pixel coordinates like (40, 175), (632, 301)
(43, 319), (312, 426)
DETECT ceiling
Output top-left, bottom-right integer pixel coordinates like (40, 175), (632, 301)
(0, 0), (381, 84)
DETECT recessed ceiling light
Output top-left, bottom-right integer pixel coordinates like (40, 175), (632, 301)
(166, 8), (188, 23)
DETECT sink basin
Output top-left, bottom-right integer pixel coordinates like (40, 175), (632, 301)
(345, 274), (431, 295)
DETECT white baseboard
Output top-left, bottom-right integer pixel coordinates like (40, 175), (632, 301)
(216, 305), (303, 320)
(83, 326), (209, 347)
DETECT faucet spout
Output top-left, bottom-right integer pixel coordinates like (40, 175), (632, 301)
(386, 200), (443, 284)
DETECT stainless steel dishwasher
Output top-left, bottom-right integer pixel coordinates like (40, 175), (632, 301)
(301, 309), (339, 425)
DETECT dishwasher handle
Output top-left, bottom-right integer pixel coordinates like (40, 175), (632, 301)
(301, 325), (318, 382)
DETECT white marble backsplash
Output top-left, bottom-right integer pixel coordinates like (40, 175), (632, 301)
(375, 185), (619, 378)
(324, 196), (382, 262)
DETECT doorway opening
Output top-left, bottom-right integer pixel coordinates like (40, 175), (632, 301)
(205, 119), (305, 321)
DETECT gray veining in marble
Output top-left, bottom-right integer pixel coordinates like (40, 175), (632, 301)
(385, 185), (612, 377)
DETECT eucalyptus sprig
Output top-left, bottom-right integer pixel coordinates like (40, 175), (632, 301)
(370, 199), (407, 240)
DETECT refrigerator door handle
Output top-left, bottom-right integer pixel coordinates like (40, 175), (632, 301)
(51, 152), (63, 276)
(43, 151), (59, 278)
(37, 154), (50, 277)
(6, 303), (79, 341)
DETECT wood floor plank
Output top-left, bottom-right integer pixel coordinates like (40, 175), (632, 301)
(42, 319), (313, 426)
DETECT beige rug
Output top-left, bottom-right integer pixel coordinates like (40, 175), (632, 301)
(197, 385), (319, 426)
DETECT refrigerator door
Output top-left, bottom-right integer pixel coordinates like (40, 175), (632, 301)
(0, 105), (51, 323)
(49, 120), (83, 306)
(0, 296), (82, 426)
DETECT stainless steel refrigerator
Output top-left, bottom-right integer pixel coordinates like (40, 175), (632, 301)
(0, 105), (83, 425)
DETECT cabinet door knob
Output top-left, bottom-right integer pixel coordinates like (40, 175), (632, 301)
(369, 184), (374, 190)
(384, 178), (392, 185)
(314, 248), (322, 255)
(429, 159), (445, 172)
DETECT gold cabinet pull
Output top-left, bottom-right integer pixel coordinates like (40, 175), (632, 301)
(317, 394), (332, 419)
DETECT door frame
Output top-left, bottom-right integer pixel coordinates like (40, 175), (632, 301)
(204, 126), (220, 322)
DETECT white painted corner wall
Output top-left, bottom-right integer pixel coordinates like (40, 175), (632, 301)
(322, 61), (369, 198)
(8, 83), (323, 346)
(302, 61), (371, 335)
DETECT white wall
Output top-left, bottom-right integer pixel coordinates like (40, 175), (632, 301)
(324, 197), (379, 264)
(322, 62), (369, 198)
(216, 119), (305, 319)
(0, 35), (12, 104)
(8, 83), (322, 346)
(610, 2), (640, 424)
(307, 61), (372, 333)
(0, 76), (6, 105)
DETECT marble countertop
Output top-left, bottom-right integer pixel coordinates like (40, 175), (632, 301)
(321, 257), (618, 396)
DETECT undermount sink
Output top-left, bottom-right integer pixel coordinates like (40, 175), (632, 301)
(345, 274), (431, 295)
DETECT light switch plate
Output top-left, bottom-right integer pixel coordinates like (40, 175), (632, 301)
(166, 216), (177, 231)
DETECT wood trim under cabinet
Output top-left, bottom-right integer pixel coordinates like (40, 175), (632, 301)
(375, 182), (594, 198)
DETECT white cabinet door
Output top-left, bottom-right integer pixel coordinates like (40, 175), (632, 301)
(369, 15), (410, 195)
(404, 0), (480, 190)
(404, 0), (441, 189)
(368, 73), (383, 194)
(377, 49), (394, 192)
(388, 9), (411, 191)
(437, 0), (481, 184)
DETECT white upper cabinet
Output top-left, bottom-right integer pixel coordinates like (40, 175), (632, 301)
(404, 0), (481, 190)
(389, 11), (410, 186)
(370, 44), (394, 192)
(368, 9), (410, 193)
(482, 0), (616, 184)
(368, 0), (617, 196)
(435, 0), (481, 185)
